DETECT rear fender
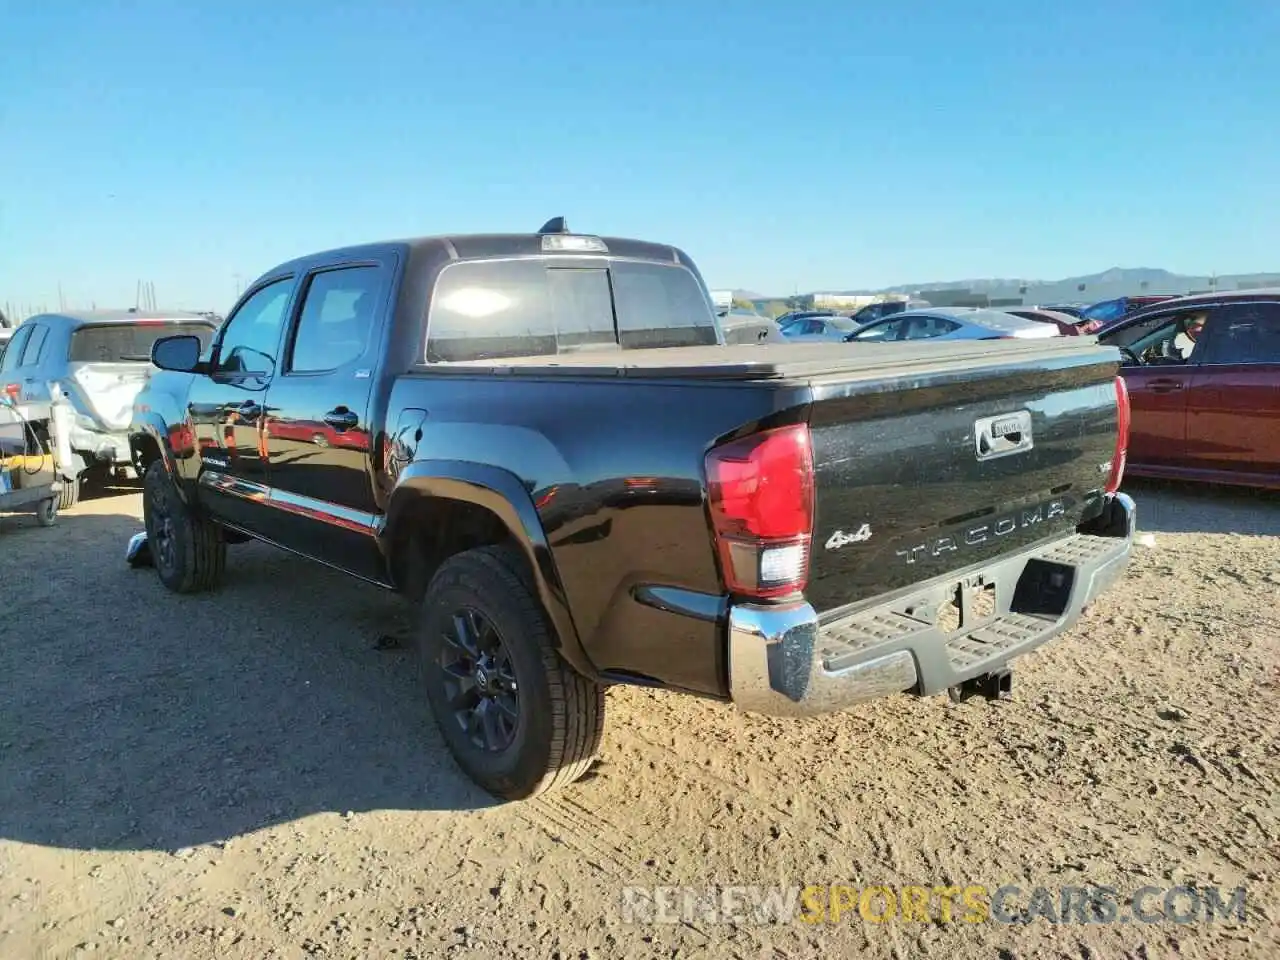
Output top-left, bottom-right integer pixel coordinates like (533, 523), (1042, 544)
(382, 460), (592, 678)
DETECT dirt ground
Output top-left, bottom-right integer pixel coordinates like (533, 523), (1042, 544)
(1, 479), (1278, 959)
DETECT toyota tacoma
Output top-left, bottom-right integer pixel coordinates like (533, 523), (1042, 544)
(129, 220), (1135, 799)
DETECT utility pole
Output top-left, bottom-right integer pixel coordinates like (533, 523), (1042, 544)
(58, 283), (66, 311)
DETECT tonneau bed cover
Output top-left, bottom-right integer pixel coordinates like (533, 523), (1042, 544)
(420, 337), (1112, 381)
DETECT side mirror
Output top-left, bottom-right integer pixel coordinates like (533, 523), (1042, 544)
(151, 335), (203, 373)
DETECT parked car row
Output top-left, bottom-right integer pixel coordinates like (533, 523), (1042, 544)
(771, 295), (1187, 343)
(726, 287), (1278, 491)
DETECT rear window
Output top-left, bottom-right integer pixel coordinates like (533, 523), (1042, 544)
(426, 258), (717, 362)
(69, 321), (216, 363)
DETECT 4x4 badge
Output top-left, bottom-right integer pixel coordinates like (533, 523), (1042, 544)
(825, 524), (873, 550)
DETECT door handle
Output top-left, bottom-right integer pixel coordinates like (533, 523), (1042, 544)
(237, 400), (262, 420)
(323, 407), (359, 431)
(1148, 379), (1184, 393)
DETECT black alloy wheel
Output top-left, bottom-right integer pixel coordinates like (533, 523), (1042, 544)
(439, 607), (521, 753)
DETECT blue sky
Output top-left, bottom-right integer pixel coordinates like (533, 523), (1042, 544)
(3, 0), (1278, 313)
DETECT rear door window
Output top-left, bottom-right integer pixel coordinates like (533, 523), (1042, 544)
(852, 318), (901, 341)
(20, 324), (49, 366)
(71, 322), (216, 363)
(426, 258), (716, 362)
(899, 315), (954, 340)
(288, 265), (384, 372)
(1199, 302), (1280, 364)
(1, 326), (32, 373)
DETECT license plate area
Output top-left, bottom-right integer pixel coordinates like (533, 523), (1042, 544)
(974, 410), (1033, 460)
(908, 573), (1000, 636)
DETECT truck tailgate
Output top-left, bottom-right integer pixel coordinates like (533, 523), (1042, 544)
(802, 343), (1121, 615)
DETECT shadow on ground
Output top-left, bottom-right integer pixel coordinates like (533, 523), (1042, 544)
(1124, 478), (1280, 536)
(0, 508), (497, 854)
(79, 473), (143, 503)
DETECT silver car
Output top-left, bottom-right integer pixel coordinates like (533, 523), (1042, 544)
(1, 310), (217, 504)
(719, 309), (786, 344)
(780, 314), (861, 342)
(846, 307), (1062, 344)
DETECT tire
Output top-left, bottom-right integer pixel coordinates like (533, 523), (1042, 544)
(419, 544), (604, 800)
(58, 475), (80, 510)
(36, 497), (58, 527)
(143, 461), (226, 593)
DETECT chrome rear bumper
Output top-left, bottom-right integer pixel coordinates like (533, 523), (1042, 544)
(728, 494), (1135, 717)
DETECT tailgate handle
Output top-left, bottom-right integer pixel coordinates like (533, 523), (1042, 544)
(1148, 379), (1183, 393)
(324, 407), (359, 431)
(974, 411), (1034, 461)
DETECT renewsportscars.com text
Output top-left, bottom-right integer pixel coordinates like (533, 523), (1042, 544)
(619, 884), (1248, 927)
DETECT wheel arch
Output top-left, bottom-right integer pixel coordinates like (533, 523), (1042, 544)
(382, 461), (593, 679)
(129, 416), (189, 503)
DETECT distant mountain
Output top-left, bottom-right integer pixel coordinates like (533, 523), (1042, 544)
(857, 267), (1280, 299)
(741, 268), (1280, 309)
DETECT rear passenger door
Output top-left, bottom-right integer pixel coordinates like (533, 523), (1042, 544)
(1183, 301), (1280, 479)
(262, 257), (394, 578)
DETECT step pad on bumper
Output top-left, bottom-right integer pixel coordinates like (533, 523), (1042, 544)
(946, 612), (1049, 671)
(1038, 532), (1131, 567)
(820, 612), (929, 668)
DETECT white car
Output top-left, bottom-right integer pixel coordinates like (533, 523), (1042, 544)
(1, 310), (218, 505)
(846, 307), (1063, 343)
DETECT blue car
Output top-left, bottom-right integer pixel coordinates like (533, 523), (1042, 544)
(1078, 296), (1177, 333)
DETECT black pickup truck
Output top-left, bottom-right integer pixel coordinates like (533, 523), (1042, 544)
(129, 221), (1135, 799)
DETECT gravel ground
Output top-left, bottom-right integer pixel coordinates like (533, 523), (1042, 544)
(1, 479), (1277, 959)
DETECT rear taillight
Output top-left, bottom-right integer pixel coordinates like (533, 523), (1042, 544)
(2, 383), (19, 401)
(1105, 375), (1130, 494)
(705, 424), (814, 599)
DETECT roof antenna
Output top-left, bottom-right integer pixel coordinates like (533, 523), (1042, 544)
(538, 216), (569, 235)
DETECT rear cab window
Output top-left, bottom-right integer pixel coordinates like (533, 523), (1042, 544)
(70, 321), (217, 363)
(425, 258), (718, 362)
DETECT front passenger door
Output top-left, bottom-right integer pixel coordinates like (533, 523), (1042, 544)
(188, 277), (296, 534)
(1105, 309), (1211, 468)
